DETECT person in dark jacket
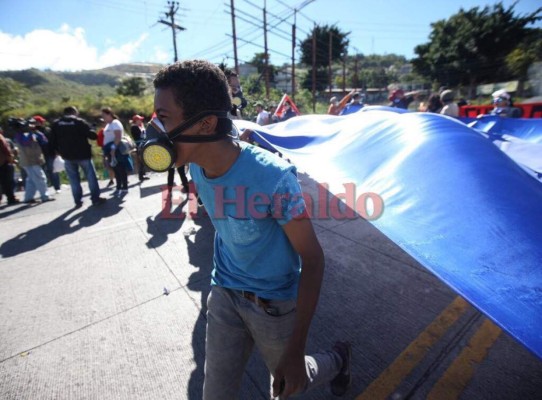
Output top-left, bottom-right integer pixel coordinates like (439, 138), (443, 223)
(50, 106), (106, 208)
(0, 127), (20, 205)
(388, 88), (417, 110)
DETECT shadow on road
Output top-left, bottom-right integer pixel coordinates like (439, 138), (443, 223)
(185, 214), (214, 399)
(0, 201), (123, 258)
(144, 196), (188, 249)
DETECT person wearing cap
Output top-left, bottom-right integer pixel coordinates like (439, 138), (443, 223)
(32, 115), (61, 192)
(489, 90), (522, 118)
(152, 60), (351, 399)
(13, 118), (53, 204)
(339, 92), (364, 115)
(388, 88), (417, 110)
(130, 114), (149, 181)
(50, 106), (106, 207)
(439, 90), (459, 117)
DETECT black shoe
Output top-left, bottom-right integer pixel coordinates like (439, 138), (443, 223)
(106, 180), (114, 187)
(330, 341), (352, 396)
(41, 198), (56, 202)
(92, 197), (107, 206)
(7, 198), (20, 205)
(24, 199), (38, 204)
(74, 202), (83, 209)
(139, 175), (150, 181)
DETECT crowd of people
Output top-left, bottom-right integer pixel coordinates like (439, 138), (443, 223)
(324, 86), (521, 119)
(0, 73), (521, 208)
(0, 107), (151, 207)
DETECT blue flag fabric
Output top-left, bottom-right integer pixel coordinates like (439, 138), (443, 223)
(234, 110), (542, 359)
(463, 114), (542, 144)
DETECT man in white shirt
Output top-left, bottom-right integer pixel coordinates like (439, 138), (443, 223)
(255, 103), (270, 125)
(440, 90), (459, 117)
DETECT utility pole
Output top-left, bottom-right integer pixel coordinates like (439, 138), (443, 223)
(354, 51), (359, 89)
(158, 1), (185, 62)
(342, 54), (346, 94)
(263, 0), (270, 98)
(312, 26), (316, 112)
(230, 0), (239, 73)
(328, 31), (333, 95)
(276, 0), (315, 99)
(291, 9), (296, 99)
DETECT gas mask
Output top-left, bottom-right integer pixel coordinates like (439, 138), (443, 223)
(140, 110), (235, 172)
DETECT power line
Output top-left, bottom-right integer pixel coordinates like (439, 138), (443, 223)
(226, 34), (291, 59)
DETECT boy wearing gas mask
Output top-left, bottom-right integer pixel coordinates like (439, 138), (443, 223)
(145, 60), (351, 399)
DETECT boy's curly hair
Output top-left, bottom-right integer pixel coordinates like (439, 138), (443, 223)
(153, 60), (232, 120)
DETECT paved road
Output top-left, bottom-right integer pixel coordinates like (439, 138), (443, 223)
(1, 172), (541, 399)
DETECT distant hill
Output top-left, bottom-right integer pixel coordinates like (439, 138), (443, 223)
(99, 63), (165, 75)
(0, 63), (165, 106)
(0, 62), (165, 88)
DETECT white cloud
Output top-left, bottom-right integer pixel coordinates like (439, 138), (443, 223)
(98, 33), (148, 67)
(0, 25), (148, 71)
(153, 47), (171, 64)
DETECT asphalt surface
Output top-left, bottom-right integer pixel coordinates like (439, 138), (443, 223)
(1, 171), (541, 400)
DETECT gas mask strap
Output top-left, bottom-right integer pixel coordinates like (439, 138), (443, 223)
(168, 110), (228, 142)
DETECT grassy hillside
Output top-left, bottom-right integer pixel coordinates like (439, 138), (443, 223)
(0, 69), (115, 109)
(0, 64), (163, 123)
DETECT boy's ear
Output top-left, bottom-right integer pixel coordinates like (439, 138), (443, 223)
(199, 115), (218, 134)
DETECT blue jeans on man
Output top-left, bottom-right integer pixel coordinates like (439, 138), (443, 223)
(64, 159), (102, 205)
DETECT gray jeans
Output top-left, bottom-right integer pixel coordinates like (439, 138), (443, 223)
(203, 286), (341, 399)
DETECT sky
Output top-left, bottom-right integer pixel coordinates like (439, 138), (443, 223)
(0, 0), (540, 72)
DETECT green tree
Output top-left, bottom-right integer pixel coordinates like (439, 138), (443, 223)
(505, 29), (542, 96)
(244, 74), (265, 96)
(359, 68), (391, 89)
(249, 53), (277, 80)
(300, 24), (349, 68)
(412, 2), (542, 96)
(116, 77), (147, 96)
(299, 24), (349, 91)
(302, 68), (329, 92)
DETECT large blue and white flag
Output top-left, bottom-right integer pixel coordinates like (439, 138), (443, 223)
(234, 110), (542, 359)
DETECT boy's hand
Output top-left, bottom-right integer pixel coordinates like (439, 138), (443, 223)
(272, 350), (306, 398)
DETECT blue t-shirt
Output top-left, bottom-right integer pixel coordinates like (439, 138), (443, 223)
(190, 143), (306, 299)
